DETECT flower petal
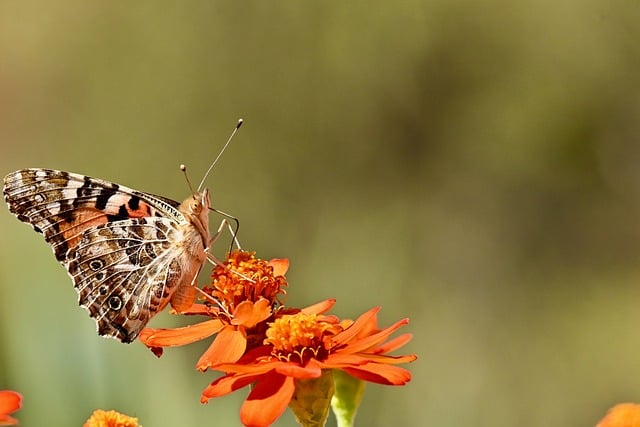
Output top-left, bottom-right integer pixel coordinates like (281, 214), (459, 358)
(301, 299), (336, 315)
(342, 363), (413, 385)
(337, 317), (410, 354)
(268, 258), (290, 277)
(0, 415), (19, 426)
(139, 319), (225, 348)
(197, 326), (247, 371)
(597, 403), (640, 427)
(231, 299), (272, 328)
(325, 352), (417, 367)
(241, 372), (295, 427)
(0, 391), (21, 416)
(331, 307), (380, 348)
(214, 358), (283, 375)
(374, 333), (413, 354)
(0, 391), (21, 425)
(201, 372), (266, 402)
(273, 360), (322, 379)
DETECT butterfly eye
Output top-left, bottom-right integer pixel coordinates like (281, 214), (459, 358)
(190, 201), (200, 211)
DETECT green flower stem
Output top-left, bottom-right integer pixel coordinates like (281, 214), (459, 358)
(331, 370), (365, 427)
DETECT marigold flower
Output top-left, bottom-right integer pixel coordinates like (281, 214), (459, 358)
(597, 403), (640, 427)
(139, 250), (289, 369)
(0, 390), (21, 426)
(201, 305), (416, 427)
(83, 409), (141, 427)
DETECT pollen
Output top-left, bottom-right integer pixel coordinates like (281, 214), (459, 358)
(265, 313), (337, 362)
(208, 250), (287, 310)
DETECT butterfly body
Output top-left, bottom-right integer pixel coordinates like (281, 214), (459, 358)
(3, 169), (211, 343)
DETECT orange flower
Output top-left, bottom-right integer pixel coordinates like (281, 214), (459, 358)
(83, 409), (141, 427)
(201, 305), (416, 427)
(0, 391), (21, 426)
(598, 403), (640, 427)
(140, 250), (289, 369)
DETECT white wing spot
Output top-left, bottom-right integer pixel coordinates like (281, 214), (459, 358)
(61, 179), (82, 200)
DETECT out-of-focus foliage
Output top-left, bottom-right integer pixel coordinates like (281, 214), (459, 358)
(1, 1), (640, 426)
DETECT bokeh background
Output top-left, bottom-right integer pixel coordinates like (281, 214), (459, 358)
(1, 1), (640, 426)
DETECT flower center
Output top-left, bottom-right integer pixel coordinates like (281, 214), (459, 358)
(207, 250), (287, 312)
(265, 313), (336, 363)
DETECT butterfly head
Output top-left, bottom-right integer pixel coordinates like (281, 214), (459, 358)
(180, 189), (211, 247)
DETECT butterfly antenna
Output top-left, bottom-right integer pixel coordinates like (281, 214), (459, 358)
(197, 118), (244, 192)
(180, 164), (197, 198)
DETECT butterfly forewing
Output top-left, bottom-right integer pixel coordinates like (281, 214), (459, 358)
(3, 169), (183, 258)
(3, 168), (210, 343)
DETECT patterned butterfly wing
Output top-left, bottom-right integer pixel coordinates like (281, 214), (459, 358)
(67, 217), (184, 343)
(3, 169), (206, 342)
(3, 169), (183, 261)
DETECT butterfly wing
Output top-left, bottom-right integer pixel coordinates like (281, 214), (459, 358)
(3, 169), (183, 260)
(3, 169), (194, 342)
(67, 217), (185, 343)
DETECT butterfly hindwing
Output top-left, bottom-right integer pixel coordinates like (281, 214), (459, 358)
(66, 217), (183, 343)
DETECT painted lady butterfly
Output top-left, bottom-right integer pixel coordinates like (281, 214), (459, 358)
(3, 168), (212, 343)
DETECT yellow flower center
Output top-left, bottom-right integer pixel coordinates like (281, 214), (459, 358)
(207, 251), (287, 312)
(265, 313), (338, 363)
(83, 409), (140, 427)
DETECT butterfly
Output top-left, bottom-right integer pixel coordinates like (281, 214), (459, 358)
(3, 168), (213, 343)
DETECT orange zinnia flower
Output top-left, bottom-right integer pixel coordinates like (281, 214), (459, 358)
(597, 403), (640, 427)
(83, 409), (141, 427)
(140, 250), (289, 369)
(0, 391), (21, 426)
(201, 305), (416, 427)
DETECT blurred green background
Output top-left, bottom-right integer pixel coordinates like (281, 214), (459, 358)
(1, 1), (640, 426)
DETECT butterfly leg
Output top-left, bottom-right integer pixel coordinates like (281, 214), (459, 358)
(204, 218), (241, 267)
(204, 219), (256, 285)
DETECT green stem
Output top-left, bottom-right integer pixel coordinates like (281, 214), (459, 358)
(331, 371), (365, 427)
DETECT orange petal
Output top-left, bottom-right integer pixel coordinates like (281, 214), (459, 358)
(325, 352), (417, 367)
(0, 415), (19, 426)
(201, 372), (266, 402)
(241, 372), (295, 427)
(340, 318), (410, 354)
(197, 326), (247, 371)
(268, 258), (289, 277)
(301, 299), (336, 315)
(273, 360), (322, 379)
(342, 363), (413, 385)
(331, 307), (380, 347)
(139, 319), (224, 348)
(598, 403), (640, 427)
(231, 299), (272, 328)
(374, 333), (413, 354)
(213, 358), (283, 375)
(0, 390), (21, 414)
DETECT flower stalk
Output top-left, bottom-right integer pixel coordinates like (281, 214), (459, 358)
(331, 370), (365, 427)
